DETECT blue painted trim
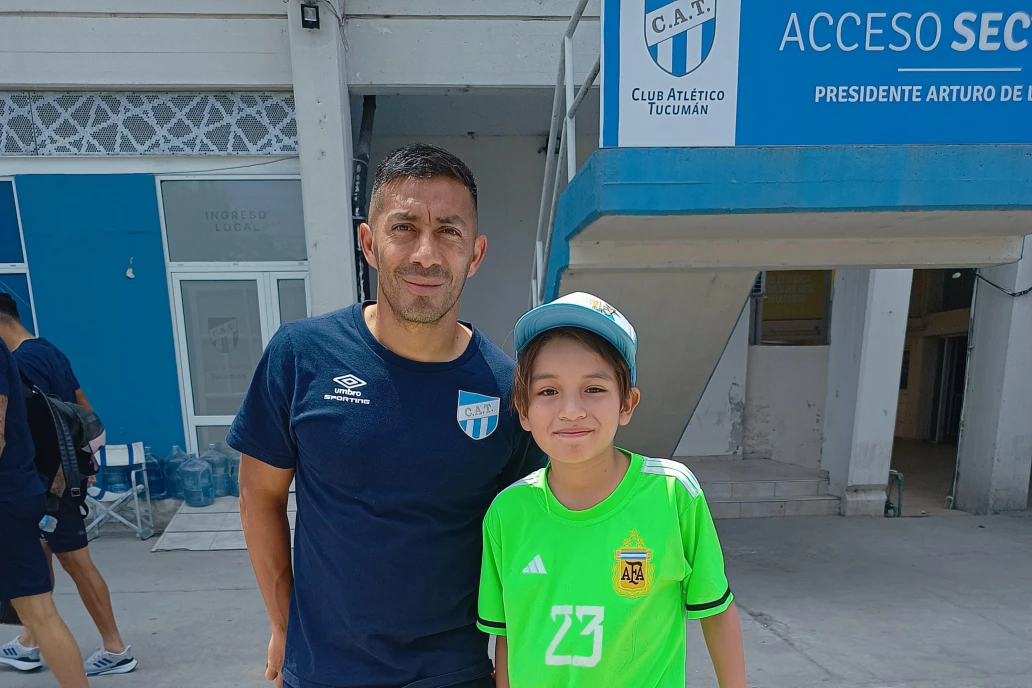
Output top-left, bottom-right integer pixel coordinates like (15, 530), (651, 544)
(545, 145), (1032, 301)
(601, 0), (620, 148)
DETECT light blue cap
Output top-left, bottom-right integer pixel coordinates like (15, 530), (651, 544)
(514, 292), (638, 385)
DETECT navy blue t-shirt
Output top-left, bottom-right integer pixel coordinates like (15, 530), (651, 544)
(227, 303), (544, 688)
(0, 338), (43, 502)
(14, 338), (80, 404)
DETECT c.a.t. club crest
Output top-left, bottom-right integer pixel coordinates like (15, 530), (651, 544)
(644, 0), (717, 77)
(613, 530), (654, 598)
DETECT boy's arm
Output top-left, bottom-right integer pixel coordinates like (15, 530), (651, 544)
(679, 489), (745, 685)
(493, 636), (510, 688)
(699, 603), (746, 688)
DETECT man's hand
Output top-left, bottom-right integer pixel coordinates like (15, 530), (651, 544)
(266, 631), (286, 688)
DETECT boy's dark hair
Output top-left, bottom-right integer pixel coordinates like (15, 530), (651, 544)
(0, 293), (21, 323)
(513, 326), (633, 418)
(370, 143), (478, 217)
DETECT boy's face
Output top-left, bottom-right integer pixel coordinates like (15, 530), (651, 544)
(519, 337), (639, 465)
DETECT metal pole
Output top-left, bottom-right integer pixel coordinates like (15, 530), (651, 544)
(352, 95), (377, 302)
(564, 35), (577, 183)
(535, 51), (566, 248)
(569, 56), (600, 119)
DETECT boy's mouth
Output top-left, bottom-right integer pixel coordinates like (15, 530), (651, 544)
(554, 428), (593, 439)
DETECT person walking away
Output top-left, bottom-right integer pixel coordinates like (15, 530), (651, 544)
(0, 294), (136, 677)
(479, 292), (747, 687)
(0, 335), (91, 688)
(230, 144), (544, 688)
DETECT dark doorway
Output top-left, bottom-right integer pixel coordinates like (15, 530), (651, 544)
(930, 335), (968, 444)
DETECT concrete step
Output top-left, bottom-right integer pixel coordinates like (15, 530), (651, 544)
(708, 495), (842, 519)
(700, 476), (829, 500)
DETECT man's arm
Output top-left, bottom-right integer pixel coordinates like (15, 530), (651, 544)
(239, 454), (295, 687)
(699, 603), (746, 688)
(0, 393), (7, 456)
(74, 388), (92, 411)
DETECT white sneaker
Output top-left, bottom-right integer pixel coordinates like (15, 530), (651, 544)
(0, 636), (41, 671)
(84, 646), (137, 677)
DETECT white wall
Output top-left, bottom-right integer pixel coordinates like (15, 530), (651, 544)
(743, 346), (829, 470)
(674, 307), (749, 458)
(1, 0), (599, 91)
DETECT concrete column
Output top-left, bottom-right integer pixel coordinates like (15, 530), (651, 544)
(287, 2), (357, 315)
(822, 269), (912, 516)
(955, 236), (1032, 514)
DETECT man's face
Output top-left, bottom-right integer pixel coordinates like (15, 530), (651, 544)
(362, 176), (486, 325)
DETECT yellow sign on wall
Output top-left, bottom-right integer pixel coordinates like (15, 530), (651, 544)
(763, 271), (828, 321)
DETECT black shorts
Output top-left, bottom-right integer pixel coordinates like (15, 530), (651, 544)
(41, 496), (89, 554)
(0, 494), (52, 602)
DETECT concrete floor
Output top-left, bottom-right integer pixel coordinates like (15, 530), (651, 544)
(3, 513), (1031, 688)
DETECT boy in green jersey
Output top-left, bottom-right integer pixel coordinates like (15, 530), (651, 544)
(478, 292), (746, 688)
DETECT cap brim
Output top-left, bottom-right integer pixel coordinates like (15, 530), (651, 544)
(514, 303), (636, 383)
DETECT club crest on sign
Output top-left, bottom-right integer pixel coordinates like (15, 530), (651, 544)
(613, 530), (654, 598)
(644, 0), (717, 77)
(456, 390), (500, 441)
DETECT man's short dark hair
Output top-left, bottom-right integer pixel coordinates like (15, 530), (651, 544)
(370, 143), (478, 216)
(0, 293), (21, 323)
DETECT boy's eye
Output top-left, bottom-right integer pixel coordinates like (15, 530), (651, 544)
(537, 388), (558, 397)
(586, 386), (606, 394)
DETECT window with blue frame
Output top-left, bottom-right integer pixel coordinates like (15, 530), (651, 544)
(0, 181), (36, 334)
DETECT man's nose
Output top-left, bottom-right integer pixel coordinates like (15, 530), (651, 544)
(410, 231), (442, 267)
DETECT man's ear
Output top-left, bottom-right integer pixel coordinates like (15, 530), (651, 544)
(360, 222), (377, 269)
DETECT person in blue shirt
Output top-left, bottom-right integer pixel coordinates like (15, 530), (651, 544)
(229, 143), (545, 688)
(0, 294), (137, 678)
(0, 337), (89, 688)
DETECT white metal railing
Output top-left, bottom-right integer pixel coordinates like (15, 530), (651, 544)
(530, 0), (600, 308)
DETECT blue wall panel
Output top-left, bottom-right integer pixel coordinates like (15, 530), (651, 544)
(16, 174), (185, 455)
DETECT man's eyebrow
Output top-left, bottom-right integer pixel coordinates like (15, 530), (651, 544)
(436, 215), (466, 226)
(385, 211), (420, 222)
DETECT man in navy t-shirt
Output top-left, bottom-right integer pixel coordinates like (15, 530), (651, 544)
(0, 294), (137, 678)
(0, 337), (90, 688)
(229, 143), (544, 688)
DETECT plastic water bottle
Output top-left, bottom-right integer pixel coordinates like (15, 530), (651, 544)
(164, 446), (188, 500)
(143, 446), (168, 499)
(102, 464), (130, 494)
(201, 444), (231, 498)
(39, 514), (58, 533)
(179, 456), (215, 508)
(226, 450), (241, 497)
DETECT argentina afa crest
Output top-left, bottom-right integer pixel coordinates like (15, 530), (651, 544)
(644, 0), (717, 77)
(456, 391), (500, 440)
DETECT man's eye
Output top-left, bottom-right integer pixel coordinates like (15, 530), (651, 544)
(442, 228), (461, 236)
(393, 224), (414, 232)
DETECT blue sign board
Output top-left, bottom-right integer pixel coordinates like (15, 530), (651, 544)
(602, 1), (1032, 146)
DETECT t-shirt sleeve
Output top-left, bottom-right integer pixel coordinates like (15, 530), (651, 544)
(499, 426), (546, 490)
(225, 325), (298, 470)
(13, 349), (47, 394)
(681, 493), (734, 620)
(477, 507), (507, 636)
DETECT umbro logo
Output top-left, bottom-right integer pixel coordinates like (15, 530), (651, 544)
(522, 555), (547, 575)
(325, 373), (371, 405)
(333, 374), (366, 390)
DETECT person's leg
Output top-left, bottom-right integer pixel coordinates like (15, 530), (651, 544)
(10, 593), (90, 688)
(54, 548), (125, 654)
(17, 540), (53, 649)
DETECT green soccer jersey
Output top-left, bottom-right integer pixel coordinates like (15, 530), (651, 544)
(477, 451), (733, 688)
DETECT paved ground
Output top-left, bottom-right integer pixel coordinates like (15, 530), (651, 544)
(3, 512), (1031, 688)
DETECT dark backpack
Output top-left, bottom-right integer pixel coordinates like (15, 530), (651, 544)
(20, 371), (103, 515)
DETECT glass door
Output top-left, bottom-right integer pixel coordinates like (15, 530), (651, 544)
(172, 272), (308, 454)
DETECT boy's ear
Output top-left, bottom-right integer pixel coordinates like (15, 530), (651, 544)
(518, 409), (532, 433)
(619, 388), (641, 427)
